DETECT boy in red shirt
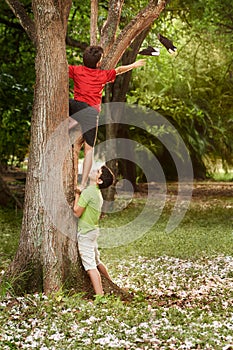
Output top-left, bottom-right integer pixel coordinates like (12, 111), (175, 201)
(69, 46), (146, 192)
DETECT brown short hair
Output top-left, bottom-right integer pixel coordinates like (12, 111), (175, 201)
(83, 46), (104, 68)
(99, 165), (114, 189)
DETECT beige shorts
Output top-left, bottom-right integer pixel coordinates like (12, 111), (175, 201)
(77, 229), (101, 271)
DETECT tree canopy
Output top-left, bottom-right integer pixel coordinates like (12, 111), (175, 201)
(0, 0), (232, 175)
(129, 0), (233, 176)
(0, 1), (34, 165)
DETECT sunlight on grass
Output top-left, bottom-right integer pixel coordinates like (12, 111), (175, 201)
(101, 196), (233, 260)
(212, 172), (233, 182)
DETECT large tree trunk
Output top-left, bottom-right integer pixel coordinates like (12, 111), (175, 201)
(2, 0), (131, 299)
(4, 0), (85, 295)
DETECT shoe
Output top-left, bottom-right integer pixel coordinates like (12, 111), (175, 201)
(157, 33), (177, 54)
(139, 46), (160, 56)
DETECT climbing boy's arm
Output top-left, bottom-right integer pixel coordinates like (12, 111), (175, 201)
(115, 59), (146, 75)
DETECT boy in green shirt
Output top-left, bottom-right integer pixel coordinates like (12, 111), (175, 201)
(73, 165), (114, 295)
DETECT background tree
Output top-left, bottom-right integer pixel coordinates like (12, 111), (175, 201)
(127, 0), (233, 178)
(0, 1), (34, 206)
(2, 0), (169, 296)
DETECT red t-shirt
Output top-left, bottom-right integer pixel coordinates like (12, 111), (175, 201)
(69, 65), (116, 112)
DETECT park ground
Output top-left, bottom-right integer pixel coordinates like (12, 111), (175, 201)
(0, 170), (232, 349)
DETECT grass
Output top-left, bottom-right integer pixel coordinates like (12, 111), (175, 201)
(210, 171), (233, 182)
(101, 194), (233, 259)
(0, 208), (22, 262)
(0, 189), (233, 349)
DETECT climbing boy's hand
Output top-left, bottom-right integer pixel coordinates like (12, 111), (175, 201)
(115, 59), (146, 75)
(134, 59), (147, 68)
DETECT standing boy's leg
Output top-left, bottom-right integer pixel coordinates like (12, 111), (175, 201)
(97, 263), (111, 281)
(87, 269), (104, 295)
(78, 230), (104, 295)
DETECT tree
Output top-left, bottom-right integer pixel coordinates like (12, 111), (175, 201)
(126, 0), (233, 178)
(2, 0), (169, 296)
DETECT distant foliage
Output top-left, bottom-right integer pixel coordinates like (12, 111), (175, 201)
(128, 0), (233, 174)
(0, 4), (35, 165)
(0, 0), (232, 174)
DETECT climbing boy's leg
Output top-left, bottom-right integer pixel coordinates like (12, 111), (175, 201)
(69, 116), (79, 130)
(79, 141), (94, 191)
(70, 104), (98, 191)
(72, 140), (83, 188)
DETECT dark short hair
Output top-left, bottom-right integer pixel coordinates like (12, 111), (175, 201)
(83, 46), (104, 68)
(99, 165), (114, 189)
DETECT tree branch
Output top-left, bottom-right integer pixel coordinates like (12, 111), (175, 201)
(112, 26), (152, 102)
(102, 0), (168, 68)
(5, 0), (36, 44)
(100, 0), (124, 55)
(90, 0), (98, 45)
(66, 36), (88, 51)
(55, 0), (72, 34)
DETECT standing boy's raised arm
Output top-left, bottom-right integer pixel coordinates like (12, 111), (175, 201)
(73, 190), (85, 217)
(115, 59), (146, 75)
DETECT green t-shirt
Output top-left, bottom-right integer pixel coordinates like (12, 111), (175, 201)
(78, 185), (103, 234)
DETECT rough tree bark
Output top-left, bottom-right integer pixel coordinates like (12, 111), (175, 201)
(100, 0), (124, 55)
(90, 0), (98, 45)
(3, 0), (169, 297)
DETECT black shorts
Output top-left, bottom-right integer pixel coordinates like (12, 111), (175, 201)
(69, 99), (99, 147)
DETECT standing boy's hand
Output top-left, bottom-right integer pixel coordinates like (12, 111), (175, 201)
(73, 189), (85, 217)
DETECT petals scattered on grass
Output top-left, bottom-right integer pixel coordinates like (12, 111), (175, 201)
(0, 255), (232, 349)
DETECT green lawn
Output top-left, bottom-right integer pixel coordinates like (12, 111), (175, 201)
(0, 190), (232, 349)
